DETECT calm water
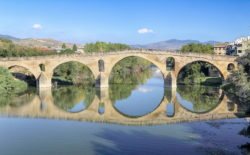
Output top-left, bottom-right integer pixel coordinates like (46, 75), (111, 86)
(0, 69), (249, 155)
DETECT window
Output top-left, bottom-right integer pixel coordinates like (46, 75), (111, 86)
(98, 59), (105, 72)
(166, 57), (175, 71)
(39, 64), (45, 71)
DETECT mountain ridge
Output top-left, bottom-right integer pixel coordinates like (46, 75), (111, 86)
(131, 39), (219, 50)
(0, 34), (219, 50)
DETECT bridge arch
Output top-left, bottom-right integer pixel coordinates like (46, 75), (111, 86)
(227, 63), (235, 72)
(108, 55), (166, 118)
(51, 60), (96, 86)
(176, 60), (226, 82)
(3, 64), (40, 79)
(8, 65), (37, 87)
(107, 55), (166, 82)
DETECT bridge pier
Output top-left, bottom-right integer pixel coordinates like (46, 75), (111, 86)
(164, 72), (177, 88)
(95, 72), (109, 88)
(37, 72), (52, 89)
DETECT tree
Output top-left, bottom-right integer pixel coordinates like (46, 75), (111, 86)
(84, 42), (130, 53)
(62, 43), (66, 49)
(73, 44), (78, 52)
(181, 43), (214, 54)
(224, 53), (250, 100)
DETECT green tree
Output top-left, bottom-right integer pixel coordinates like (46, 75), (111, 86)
(84, 42), (130, 53)
(223, 52), (250, 101)
(62, 43), (66, 49)
(0, 67), (29, 108)
(181, 43), (214, 54)
(73, 44), (77, 52)
(53, 61), (95, 85)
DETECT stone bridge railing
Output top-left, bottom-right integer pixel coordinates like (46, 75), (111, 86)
(0, 50), (237, 61)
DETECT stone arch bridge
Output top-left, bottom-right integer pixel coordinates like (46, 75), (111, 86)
(0, 50), (237, 89)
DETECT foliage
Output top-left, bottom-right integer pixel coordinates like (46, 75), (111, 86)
(178, 61), (221, 85)
(181, 43), (214, 54)
(224, 53), (250, 101)
(62, 43), (66, 49)
(53, 61), (95, 85)
(84, 42), (130, 53)
(60, 48), (74, 54)
(0, 67), (28, 94)
(0, 67), (31, 107)
(0, 39), (56, 57)
(73, 44), (78, 52)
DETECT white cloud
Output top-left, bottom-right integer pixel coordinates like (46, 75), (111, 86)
(32, 24), (42, 30)
(137, 28), (154, 34)
(137, 87), (153, 93)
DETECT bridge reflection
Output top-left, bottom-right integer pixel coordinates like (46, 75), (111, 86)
(0, 87), (245, 126)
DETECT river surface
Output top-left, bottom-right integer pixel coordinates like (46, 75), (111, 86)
(0, 69), (249, 155)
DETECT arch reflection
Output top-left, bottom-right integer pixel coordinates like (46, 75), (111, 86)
(176, 85), (224, 113)
(109, 56), (165, 117)
(52, 86), (95, 113)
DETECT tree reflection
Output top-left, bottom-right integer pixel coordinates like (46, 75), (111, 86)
(177, 85), (222, 113)
(52, 85), (95, 112)
(109, 57), (153, 102)
(0, 88), (36, 108)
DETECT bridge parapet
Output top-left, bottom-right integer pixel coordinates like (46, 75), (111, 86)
(0, 50), (237, 61)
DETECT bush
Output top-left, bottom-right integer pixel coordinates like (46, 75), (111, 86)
(0, 67), (27, 94)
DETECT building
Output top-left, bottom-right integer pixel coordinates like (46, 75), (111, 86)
(213, 43), (228, 55)
(214, 36), (250, 56)
(228, 36), (250, 56)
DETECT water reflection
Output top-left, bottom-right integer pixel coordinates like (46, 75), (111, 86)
(112, 78), (164, 117)
(177, 85), (223, 113)
(52, 86), (95, 113)
(0, 69), (248, 124)
(0, 88), (36, 108)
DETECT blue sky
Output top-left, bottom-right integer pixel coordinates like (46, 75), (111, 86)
(0, 0), (249, 44)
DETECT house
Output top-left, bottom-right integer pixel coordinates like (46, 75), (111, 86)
(213, 43), (228, 55)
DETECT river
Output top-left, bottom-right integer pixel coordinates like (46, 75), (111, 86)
(0, 68), (249, 155)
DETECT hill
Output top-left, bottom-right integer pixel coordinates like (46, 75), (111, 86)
(132, 39), (219, 50)
(0, 34), (81, 49)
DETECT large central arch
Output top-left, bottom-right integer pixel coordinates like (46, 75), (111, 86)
(108, 55), (166, 118)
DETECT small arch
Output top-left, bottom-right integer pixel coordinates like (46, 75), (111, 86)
(227, 101), (235, 111)
(177, 60), (224, 85)
(98, 102), (105, 115)
(166, 103), (175, 117)
(8, 65), (37, 87)
(52, 61), (95, 86)
(166, 57), (175, 71)
(227, 63), (235, 72)
(98, 59), (105, 72)
(39, 64), (46, 72)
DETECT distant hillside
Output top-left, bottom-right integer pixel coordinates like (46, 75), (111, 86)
(13, 38), (75, 49)
(132, 39), (219, 50)
(0, 34), (20, 41)
(0, 34), (82, 49)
